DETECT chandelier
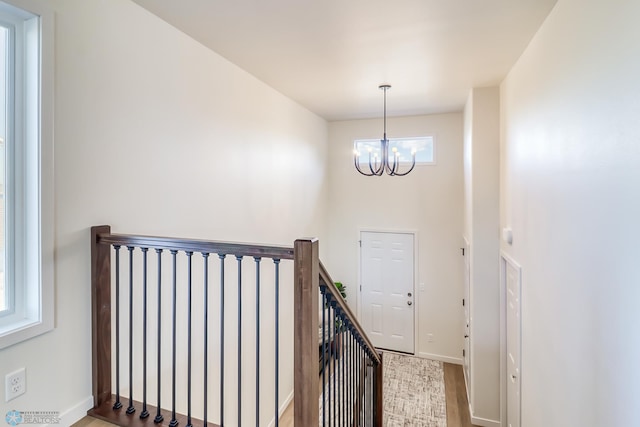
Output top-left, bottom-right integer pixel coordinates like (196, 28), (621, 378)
(353, 84), (416, 176)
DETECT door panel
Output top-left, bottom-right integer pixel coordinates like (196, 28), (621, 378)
(361, 231), (414, 353)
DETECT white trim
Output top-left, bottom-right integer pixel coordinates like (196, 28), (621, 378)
(357, 228), (418, 355)
(462, 236), (472, 410)
(43, 395), (93, 427)
(469, 406), (502, 427)
(0, 0), (54, 349)
(418, 351), (463, 365)
(500, 251), (522, 427)
(267, 389), (294, 427)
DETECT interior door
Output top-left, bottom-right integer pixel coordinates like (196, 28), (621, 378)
(505, 257), (522, 427)
(360, 231), (414, 354)
(463, 239), (471, 387)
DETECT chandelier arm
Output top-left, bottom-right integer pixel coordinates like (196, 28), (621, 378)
(388, 154), (398, 175)
(368, 143), (384, 176)
(354, 155), (374, 176)
(390, 154), (417, 177)
(368, 151), (377, 175)
(387, 147), (402, 176)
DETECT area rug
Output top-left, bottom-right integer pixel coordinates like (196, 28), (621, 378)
(383, 352), (447, 427)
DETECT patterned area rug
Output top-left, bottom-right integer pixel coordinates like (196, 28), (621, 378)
(383, 352), (447, 427)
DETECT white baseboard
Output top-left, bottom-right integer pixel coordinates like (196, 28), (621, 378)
(417, 352), (463, 365)
(45, 395), (93, 427)
(267, 389), (294, 427)
(469, 403), (501, 427)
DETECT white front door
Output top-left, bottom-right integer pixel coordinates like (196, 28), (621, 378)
(505, 257), (522, 427)
(360, 231), (414, 354)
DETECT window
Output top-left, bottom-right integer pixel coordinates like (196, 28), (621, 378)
(353, 136), (435, 165)
(0, 1), (53, 349)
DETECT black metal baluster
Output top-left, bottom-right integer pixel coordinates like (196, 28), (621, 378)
(186, 251), (193, 427)
(363, 348), (366, 427)
(113, 245), (122, 410)
(354, 333), (358, 425)
(141, 248), (149, 419)
(203, 253), (210, 426)
(254, 257), (261, 427)
(127, 246), (136, 415)
(219, 254), (226, 427)
(340, 319), (343, 427)
(340, 317), (347, 425)
(358, 344), (362, 427)
(350, 333), (354, 425)
(346, 329), (349, 425)
(354, 336), (358, 427)
(341, 313), (345, 426)
(359, 338), (362, 426)
(367, 351), (371, 427)
(363, 344), (367, 427)
(350, 330), (354, 424)
(321, 289), (326, 427)
(169, 250), (178, 427)
(336, 308), (341, 427)
(327, 300), (334, 426)
(274, 259), (281, 427)
(372, 357), (377, 426)
(236, 255), (243, 426)
(332, 302), (336, 427)
(154, 249), (164, 424)
(348, 328), (352, 426)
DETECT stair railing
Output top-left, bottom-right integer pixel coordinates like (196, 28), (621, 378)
(294, 238), (383, 426)
(90, 226), (382, 427)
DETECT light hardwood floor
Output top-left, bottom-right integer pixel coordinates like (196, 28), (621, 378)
(444, 362), (479, 427)
(74, 362), (476, 427)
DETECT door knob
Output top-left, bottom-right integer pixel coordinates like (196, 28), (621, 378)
(407, 301), (412, 306)
(407, 292), (412, 297)
(464, 335), (469, 338)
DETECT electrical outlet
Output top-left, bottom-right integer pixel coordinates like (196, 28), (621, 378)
(427, 333), (434, 343)
(5, 368), (26, 402)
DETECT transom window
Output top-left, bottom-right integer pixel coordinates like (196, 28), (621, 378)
(353, 136), (435, 165)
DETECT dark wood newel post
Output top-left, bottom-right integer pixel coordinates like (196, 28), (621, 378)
(375, 351), (384, 426)
(293, 238), (320, 426)
(91, 225), (112, 408)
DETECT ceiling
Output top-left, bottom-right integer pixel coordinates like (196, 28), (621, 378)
(131, 0), (557, 121)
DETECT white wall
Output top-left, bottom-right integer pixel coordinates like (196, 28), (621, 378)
(0, 0), (328, 424)
(463, 87), (500, 425)
(501, 0), (640, 425)
(326, 113), (464, 362)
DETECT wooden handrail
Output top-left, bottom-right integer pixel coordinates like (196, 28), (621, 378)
(96, 232), (295, 260)
(318, 261), (382, 365)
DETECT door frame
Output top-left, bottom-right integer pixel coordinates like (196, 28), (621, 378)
(500, 251), (522, 427)
(357, 228), (419, 355)
(462, 236), (471, 404)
